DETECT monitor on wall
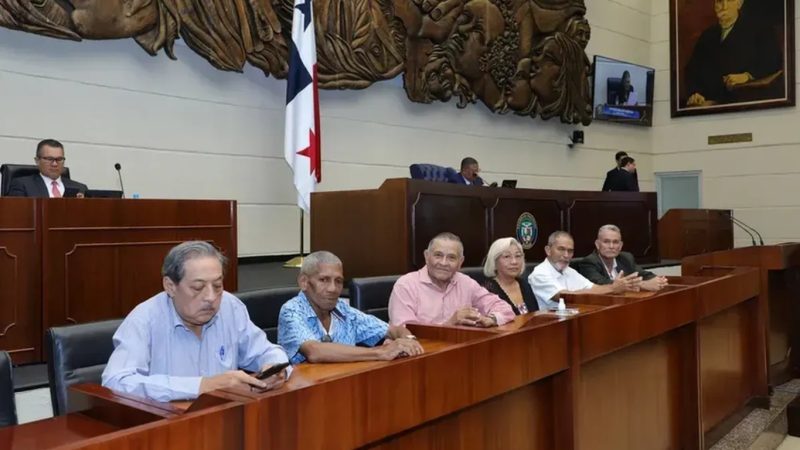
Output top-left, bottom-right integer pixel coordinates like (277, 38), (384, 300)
(592, 55), (655, 127)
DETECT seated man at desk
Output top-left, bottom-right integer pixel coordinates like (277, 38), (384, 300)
(7, 139), (88, 197)
(278, 251), (423, 364)
(448, 157), (486, 186)
(575, 225), (668, 292)
(529, 231), (642, 310)
(389, 232), (516, 327)
(102, 241), (290, 402)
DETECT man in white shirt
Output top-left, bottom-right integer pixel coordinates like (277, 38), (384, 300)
(529, 231), (642, 310)
(7, 139), (88, 198)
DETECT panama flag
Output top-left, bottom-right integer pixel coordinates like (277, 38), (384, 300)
(284, 0), (321, 212)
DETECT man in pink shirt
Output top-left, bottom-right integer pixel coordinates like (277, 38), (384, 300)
(389, 232), (516, 327)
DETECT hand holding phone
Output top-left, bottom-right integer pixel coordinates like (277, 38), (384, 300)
(255, 362), (291, 380)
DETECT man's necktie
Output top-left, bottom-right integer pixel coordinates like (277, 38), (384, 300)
(51, 181), (61, 198)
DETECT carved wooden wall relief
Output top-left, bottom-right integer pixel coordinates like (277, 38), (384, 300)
(0, 0), (592, 124)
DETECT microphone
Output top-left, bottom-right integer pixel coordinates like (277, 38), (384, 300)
(114, 163), (126, 199)
(719, 211), (757, 246)
(735, 216), (764, 246)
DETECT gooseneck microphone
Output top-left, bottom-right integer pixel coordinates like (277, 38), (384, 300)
(114, 163), (126, 199)
(720, 211), (758, 246)
(734, 216), (764, 246)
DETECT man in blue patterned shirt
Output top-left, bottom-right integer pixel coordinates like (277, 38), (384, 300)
(279, 251), (423, 364)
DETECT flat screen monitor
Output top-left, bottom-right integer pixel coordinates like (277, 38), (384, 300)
(592, 56), (655, 127)
(501, 180), (517, 188)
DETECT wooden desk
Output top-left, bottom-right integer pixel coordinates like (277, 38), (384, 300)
(311, 178), (658, 278)
(0, 198), (238, 363)
(0, 384), (246, 450)
(0, 198), (40, 363)
(683, 244), (800, 385)
(3, 268), (763, 449)
(40, 198), (237, 331)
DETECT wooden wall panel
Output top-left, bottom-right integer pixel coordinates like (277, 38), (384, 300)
(366, 380), (555, 450)
(0, 198), (40, 363)
(578, 335), (681, 450)
(41, 199), (237, 331)
(698, 303), (754, 432)
(490, 197), (562, 262)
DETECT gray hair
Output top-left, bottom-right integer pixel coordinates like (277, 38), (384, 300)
(597, 224), (621, 238)
(546, 231), (573, 246)
(427, 232), (464, 257)
(300, 251), (342, 276)
(483, 237), (525, 277)
(162, 241), (228, 284)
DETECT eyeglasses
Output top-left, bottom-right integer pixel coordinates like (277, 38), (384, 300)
(38, 157), (66, 164)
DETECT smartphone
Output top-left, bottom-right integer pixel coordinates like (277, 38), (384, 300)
(254, 362), (290, 380)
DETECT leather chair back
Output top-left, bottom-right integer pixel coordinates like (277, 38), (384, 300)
(0, 164), (71, 196)
(46, 319), (122, 416)
(460, 266), (487, 286)
(0, 351), (17, 427)
(349, 275), (400, 322)
(235, 287), (299, 343)
(409, 164), (457, 183)
(523, 262), (538, 279)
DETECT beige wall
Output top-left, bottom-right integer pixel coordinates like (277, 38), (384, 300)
(649, 0), (800, 247)
(0, 2), (653, 256)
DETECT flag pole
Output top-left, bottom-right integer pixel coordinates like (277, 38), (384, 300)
(283, 208), (305, 268)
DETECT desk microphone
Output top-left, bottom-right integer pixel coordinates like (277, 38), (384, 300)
(114, 163), (126, 199)
(720, 211), (759, 246)
(733, 214), (764, 246)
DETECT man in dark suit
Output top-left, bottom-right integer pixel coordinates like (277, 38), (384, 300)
(575, 224), (668, 291)
(448, 157), (486, 186)
(604, 156), (639, 192)
(602, 151), (627, 191)
(7, 139), (88, 198)
(684, 0), (781, 107)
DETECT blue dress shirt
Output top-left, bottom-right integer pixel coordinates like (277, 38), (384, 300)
(278, 292), (389, 364)
(102, 291), (289, 402)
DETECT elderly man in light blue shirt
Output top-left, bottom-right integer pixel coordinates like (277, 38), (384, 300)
(278, 251), (423, 364)
(102, 241), (290, 402)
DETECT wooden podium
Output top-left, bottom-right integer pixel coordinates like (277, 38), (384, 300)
(311, 178), (658, 278)
(658, 209), (733, 259)
(682, 244), (800, 385)
(0, 198), (238, 363)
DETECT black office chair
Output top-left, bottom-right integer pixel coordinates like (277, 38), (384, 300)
(0, 164), (71, 196)
(0, 351), (18, 427)
(523, 261), (538, 279)
(235, 287), (299, 343)
(460, 267), (487, 286)
(46, 319), (122, 416)
(349, 275), (400, 322)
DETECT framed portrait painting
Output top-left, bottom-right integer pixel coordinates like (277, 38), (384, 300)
(670, 0), (795, 117)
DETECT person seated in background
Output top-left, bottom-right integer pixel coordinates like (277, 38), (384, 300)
(7, 139), (88, 197)
(389, 232), (515, 327)
(278, 251), (423, 364)
(575, 225), (668, 291)
(529, 231), (642, 310)
(482, 237), (538, 315)
(102, 241), (290, 402)
(614, 70), (637, 105)
(604, 156), (639, 192)
(449, 157), (486, 186)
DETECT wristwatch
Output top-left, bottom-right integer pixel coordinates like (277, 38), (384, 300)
(404, 334), (417, 340)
